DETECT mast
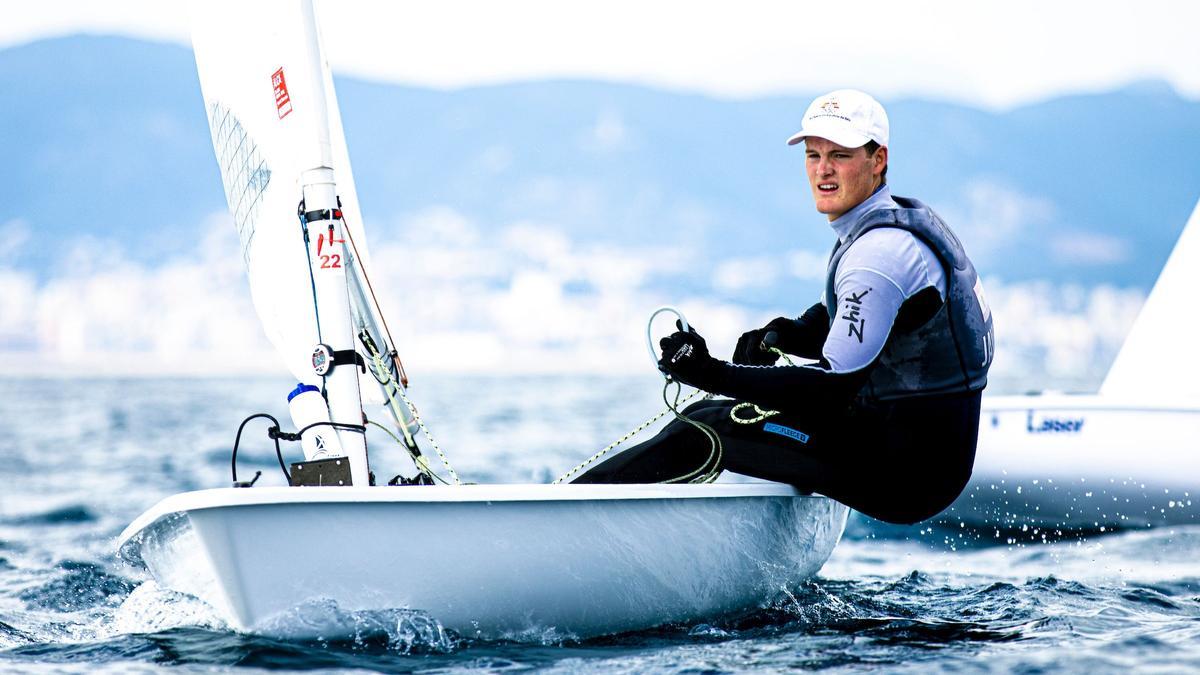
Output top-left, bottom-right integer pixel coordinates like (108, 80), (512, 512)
(296, 0), (370, 485)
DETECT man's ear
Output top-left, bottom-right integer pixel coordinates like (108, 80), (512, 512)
(873, 145), (888, 177)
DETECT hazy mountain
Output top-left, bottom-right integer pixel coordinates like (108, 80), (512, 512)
(2, 35), (1199, 289)
(2, 35), (1192, 382)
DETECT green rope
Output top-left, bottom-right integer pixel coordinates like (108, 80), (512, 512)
(658, 380), (724, 484)
(551, 378), (726, 486)
(394, 385), (462, 485)
(367, 419), (452, 485)
(554, 345), (796, 484)
(363, 345), (462, 485)
(553, 383), (707, 484)
(728, 402), (780, 425)
(729, 347), (794, 425)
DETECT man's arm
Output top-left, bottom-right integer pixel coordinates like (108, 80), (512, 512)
(705, 361), (872, 415)
(661, 333), (873, 416)
(665, 268), (914, 413)
(732, 302), (830, 365)
(787, 302), (832, 359)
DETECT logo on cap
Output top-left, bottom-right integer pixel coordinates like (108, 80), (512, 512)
(820, 98), (840, 114)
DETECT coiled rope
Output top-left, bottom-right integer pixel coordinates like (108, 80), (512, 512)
(552, 382), (709, 484)
(554, 308), (793, 484)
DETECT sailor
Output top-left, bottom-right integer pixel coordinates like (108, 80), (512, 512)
(575, 89), (994, 526)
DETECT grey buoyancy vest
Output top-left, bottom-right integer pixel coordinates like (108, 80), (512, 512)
(824, 195), (994, 401)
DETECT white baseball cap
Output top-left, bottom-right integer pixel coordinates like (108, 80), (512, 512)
(786, 89), (889, 148)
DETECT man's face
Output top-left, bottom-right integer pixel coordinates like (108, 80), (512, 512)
(804, 137), (887, 221)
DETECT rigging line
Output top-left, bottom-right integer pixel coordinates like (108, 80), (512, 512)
(395, 386), (461, 485)
(294, 420), (367, 437)
(361, 334), (420, 450)
(231, 413), (292, 485)
(360, 327), (460, 484)
(552, 386), (707, 484)
(658, 381), (724, 484)
(366, 419), (451, 485)
(297, 200), (324, 344)
(729, 402), (780, 424)
(338, 207), (409, 387)
(553, 347), (794, 484)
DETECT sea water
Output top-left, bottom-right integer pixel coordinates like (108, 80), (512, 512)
(1, 376), (1197, 673)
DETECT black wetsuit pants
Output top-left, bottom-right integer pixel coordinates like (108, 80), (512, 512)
(574, 390), (982, 525)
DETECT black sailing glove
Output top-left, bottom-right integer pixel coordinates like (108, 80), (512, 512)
(733, 317), (797, 365)
(657, 323), (722, 391)
(732, 303), (831, 365)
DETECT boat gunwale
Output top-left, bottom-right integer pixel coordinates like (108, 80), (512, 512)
(982, 393), (1200, 413)
(116, 483), (831, 564)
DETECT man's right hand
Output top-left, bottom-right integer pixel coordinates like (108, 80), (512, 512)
(732, 317), (800, 366)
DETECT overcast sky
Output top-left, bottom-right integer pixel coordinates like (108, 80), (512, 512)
(4, 1), (1197, 109)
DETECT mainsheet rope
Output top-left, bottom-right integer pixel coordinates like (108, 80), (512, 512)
(553, 314), (794, 484)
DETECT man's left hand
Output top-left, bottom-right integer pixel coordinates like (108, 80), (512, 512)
(658, 324), (720, 390)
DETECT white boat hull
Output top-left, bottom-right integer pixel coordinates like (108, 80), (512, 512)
(117, 484), (848, 639)
(955, 394), (1200, 532)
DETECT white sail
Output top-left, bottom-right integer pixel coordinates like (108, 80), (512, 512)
(1101, 195), (1200, 397)
(189, 0), (388, 408)
(192, 0), (328, 383)
(189, 0), (435, 484)
(187, 0), (427, 461)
